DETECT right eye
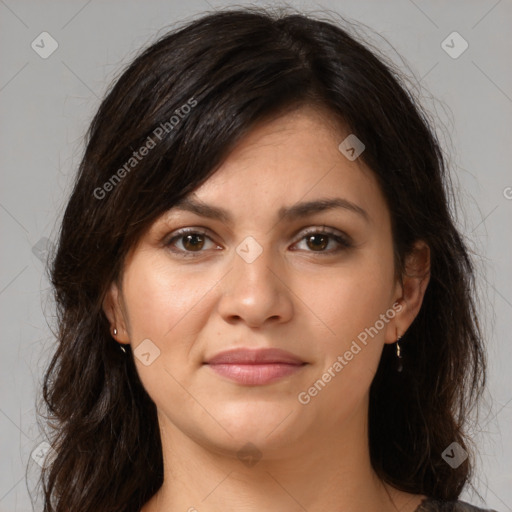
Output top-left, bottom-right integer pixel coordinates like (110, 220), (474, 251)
(164, 228), (222, 257)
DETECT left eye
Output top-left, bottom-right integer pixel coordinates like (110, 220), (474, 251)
(293, 229), (352, 253)
(164, 228), (352, 256)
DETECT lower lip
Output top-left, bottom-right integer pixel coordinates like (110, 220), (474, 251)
(206, 363), (306, 385)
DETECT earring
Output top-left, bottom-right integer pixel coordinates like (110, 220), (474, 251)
(112, 327), (127, 354)
(395, 335), (403, 372)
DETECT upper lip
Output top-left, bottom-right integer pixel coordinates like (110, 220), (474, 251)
(205, 348), (305, 365)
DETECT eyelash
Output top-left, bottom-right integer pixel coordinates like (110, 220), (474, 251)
(164, 226), (353, 258)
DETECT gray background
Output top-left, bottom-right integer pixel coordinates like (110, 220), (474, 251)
(1, 0), (511, 510)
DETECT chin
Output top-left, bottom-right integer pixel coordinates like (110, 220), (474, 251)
(208, 401), (307, 446)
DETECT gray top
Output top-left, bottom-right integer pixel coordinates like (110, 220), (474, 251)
(415, 498), (499, 512)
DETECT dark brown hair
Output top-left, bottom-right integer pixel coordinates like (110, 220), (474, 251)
(34, 7), (486, 511)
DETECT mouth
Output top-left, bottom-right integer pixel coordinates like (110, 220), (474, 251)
(203, 348), (308, 386)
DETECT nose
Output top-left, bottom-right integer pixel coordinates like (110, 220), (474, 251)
(216, 238), (294, 328)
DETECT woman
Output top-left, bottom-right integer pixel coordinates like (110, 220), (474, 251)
(36, 7), (497, 512)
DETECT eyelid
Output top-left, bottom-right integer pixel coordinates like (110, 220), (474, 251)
(298, 225), (348, 239)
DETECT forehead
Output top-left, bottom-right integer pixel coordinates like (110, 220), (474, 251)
(174, 106), (386, 225)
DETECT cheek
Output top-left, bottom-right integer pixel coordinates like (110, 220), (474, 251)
(312, 254), (394, 335)
(303, 245), (395, 377)
(296, 261), (394, 422)
(122, 253), (206, 342)
(120, 255), (204, 402)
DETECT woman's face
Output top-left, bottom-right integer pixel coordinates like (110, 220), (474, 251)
(106, 106), (423, 458)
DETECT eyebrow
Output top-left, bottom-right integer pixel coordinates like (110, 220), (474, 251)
(170, 196), (370, 224)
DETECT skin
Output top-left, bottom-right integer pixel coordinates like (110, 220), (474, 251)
(104, 105), (431, 512)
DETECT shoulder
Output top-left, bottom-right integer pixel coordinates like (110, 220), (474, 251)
(416, 497), (499, 512)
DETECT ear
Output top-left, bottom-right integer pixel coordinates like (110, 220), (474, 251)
(102, 281), (130, 344)
(385, 239), (431, 344)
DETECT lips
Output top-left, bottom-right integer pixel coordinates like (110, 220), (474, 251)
(204, 348), (307, 386)
(205, 347), (305, 365)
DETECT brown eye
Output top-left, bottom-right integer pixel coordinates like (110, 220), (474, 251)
(293, 228), (352, 254)
(305, 234), (329, 251)
(165, 229), (219, 256)
(181, 233), (206, 251)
